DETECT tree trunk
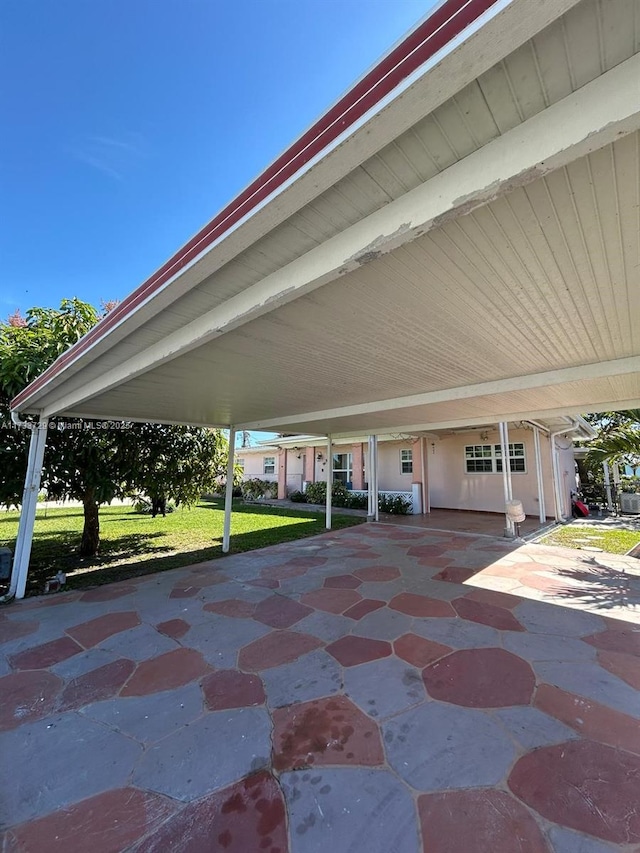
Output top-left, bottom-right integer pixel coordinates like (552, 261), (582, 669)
(80, 489), (100, 556)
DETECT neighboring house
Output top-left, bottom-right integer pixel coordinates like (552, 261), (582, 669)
(237, 417), (593, 521)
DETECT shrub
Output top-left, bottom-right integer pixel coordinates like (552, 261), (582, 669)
(133, 497), (176, 515)
(304, 481), (352, 506)
(301, 483), (410, 514)
(304, 481), (326, 505)
(345, 491), (368, 510)
(378, 493), (412, 514)
(241, 478), (278, 500)
(289, 490), (307, 503)
(330, 481), (350, 507)
(218, 483), (243, 498)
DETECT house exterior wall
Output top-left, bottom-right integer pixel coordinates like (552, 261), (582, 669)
(236, 429), (573, 519)
(236, 450), (277, 483)
(315, 449), (328, 484)
(286, 449), (305, 494)
(365, 440), (417, 492)
(428, 429), (555, 517)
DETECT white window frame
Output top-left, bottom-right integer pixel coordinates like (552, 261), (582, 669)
(496, 442), (526, 474)
(464, 443), (526, 474)
(400, 448), (413, 474)
(332, 452), (353, 485)
(236, 457), (245, 472)
(263, 456), (276, 475)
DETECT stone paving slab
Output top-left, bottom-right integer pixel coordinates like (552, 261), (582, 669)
(1, 523), (640, 851)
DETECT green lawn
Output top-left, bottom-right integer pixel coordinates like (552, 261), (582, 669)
(540, 524), (640, 555)
(0, 499), (364, 595)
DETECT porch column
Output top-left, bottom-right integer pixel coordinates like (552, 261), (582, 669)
(222, 426), (236, 553)
(304, 447), (315, 486)
(277, 449), (288, 499)
(499, 421), (515, 538)
(533, 426), (546, 523)
(351, 443), (364, 490)
(420, 436), (430, 514)
(12, 420), (49, 600)
(612, 461), (621, 492)
(326, 435), (333, 529)
(603, 462), (613, 511)
(411, 438), (424, 515)
(549, 434), (564, 521)
(367, 434), (379, 522)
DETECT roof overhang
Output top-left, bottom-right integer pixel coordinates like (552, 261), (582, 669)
(11, 0), (640, 439)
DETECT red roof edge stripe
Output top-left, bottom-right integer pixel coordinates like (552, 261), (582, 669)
(12, 0), (497, 410)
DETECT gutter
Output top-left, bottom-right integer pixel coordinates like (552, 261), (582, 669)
(549, 417), (583, 522)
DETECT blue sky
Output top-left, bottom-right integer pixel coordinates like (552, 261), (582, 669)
(1, 0), (428, 318)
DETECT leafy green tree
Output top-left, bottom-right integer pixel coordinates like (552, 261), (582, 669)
(583, 410), (640, 492)
(0, 299), (227, 557)
(586, 423), (640, 469)
(584, 410), (640, 436)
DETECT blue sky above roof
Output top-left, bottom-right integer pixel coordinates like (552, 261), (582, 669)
(1, 0), (428, 317)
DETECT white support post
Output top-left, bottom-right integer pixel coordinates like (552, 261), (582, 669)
(603, 462), (613, 512)
(612, 461), (621, 514)
(371, 434), (379, 522)
(222, 426), (236, 553)
(325, 435), (332, 530)
(13, 420), (48, 600)
(499, 422), (515, 538)
(420, 436), (429, 514)
(367, 436), (374, 518)
(549, 433), (565, 522)
(533, 426), (546, 524)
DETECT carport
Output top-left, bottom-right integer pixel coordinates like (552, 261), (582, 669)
(9, 0), (640, 599)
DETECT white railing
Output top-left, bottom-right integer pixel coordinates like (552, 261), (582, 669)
(349, 489), (415, 513)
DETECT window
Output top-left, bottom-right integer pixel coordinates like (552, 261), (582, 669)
(465, 443), (526, 474)
(236, 458), (245, 472)
(400, 448), (413, 474)
(263, 456), (275, 475)
(465, 445), (494, 473)
(496, 443), (526, 473)
(332, 452), (353, 486)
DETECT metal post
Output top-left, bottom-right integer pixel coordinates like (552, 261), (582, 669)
(420, 436), (429, 514)
(549, 432), (564, 521)
(326, 435), (332, 529)
(499, 422), (515, 537)
(603, 462), (613, 511)
(13, 420), (48, 600)
(612, 461), (621, 514)
(372, 434), (379, 522)
(533, 426), (546, 523)
(367, 436), (374, 518)
(222, 426), (236, 553)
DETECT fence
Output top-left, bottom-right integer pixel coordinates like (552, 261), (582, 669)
(349, 489), (415, 514)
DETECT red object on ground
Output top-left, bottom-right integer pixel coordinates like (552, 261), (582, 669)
(572, 499), (590, 517)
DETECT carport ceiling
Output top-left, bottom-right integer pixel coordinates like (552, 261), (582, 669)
(11, 0), (640, 437)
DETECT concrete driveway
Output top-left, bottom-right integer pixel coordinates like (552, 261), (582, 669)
(1, 524), (639, 852)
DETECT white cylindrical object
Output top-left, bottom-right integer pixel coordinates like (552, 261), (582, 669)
(506, 499), (526, 523)
(532, 426), (546, 523)
(499, 422), (515, 536)
(411, 483), (422, 515)
(222, 426), (236, 553)
(326, 435), (332, 529)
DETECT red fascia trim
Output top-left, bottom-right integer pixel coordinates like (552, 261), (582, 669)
(13, 0), (497, 410)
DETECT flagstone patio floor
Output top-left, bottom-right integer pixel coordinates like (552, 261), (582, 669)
(1, 523), (639, 852)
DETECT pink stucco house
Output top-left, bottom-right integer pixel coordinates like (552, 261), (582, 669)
(238, 416), (593, 524)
